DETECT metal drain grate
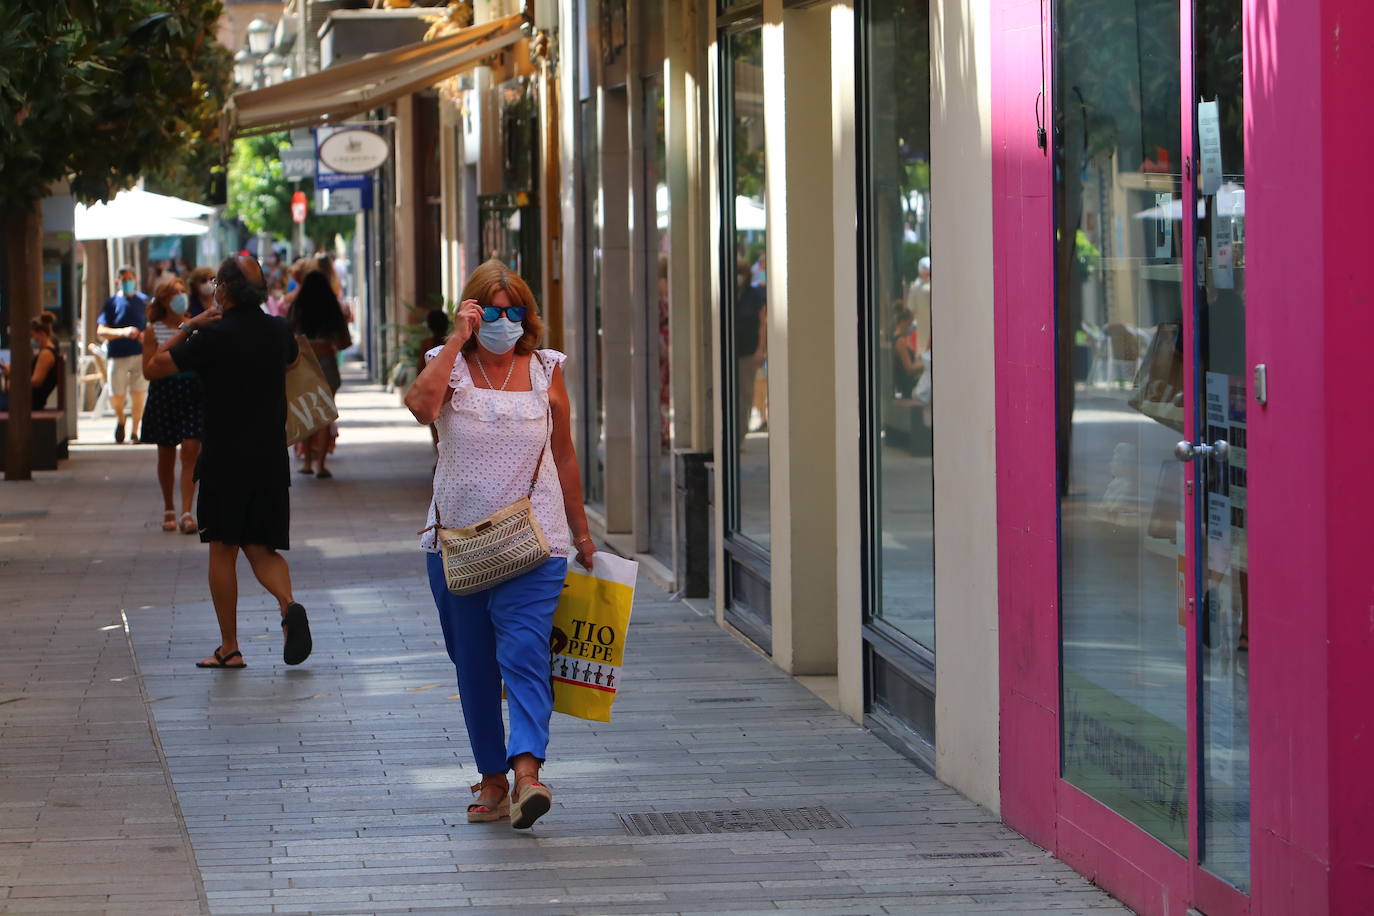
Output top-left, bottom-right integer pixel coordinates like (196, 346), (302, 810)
(620, 806), (849, 836)
(921, 851), (1011, 860)
(688, 696), (759, 704)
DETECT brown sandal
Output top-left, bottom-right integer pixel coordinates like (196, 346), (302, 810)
(510, 775), (552, 830)
(467, 776), (510, 823)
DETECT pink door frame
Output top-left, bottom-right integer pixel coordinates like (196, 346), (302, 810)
(990, 0), (1374, 914)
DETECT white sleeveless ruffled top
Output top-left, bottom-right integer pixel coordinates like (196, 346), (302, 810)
(419, 347), (571, 558)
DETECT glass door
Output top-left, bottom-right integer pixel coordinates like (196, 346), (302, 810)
(1054, 0), (1252, 905)
(1193, 0), (1249, 895)
(1055, 0), (1189, 856)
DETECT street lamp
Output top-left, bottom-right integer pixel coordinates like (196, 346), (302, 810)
(232, 48), (256, 88)
(261, 51), (287, 86)
(246, 17), (274, 56)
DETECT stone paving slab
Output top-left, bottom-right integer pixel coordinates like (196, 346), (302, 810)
(3, 378), (1127, 915)
(1, 437), (207, 914)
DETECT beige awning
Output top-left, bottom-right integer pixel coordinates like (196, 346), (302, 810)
(223, 13), (527, 138)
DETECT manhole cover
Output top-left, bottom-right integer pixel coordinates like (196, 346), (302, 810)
(921, 851), (1010, 860)
(619, 806), (849, 836)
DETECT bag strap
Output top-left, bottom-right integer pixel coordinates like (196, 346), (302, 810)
(526, 383), (552, 499)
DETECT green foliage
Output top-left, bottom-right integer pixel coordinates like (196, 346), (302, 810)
(225, 132), (355, 247)
(1074, 229), (1100, 274)
(0, 0), (233, 209)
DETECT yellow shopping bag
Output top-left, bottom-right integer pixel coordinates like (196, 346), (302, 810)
(549, 551), (638, 722)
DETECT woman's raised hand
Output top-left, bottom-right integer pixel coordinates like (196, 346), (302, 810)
(455, 299), (482, 344)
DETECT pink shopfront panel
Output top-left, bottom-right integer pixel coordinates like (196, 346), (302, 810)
(993, 0), (1374, 912)
(991, 0), (1058, 843)
(1245, 0), (1374, 912)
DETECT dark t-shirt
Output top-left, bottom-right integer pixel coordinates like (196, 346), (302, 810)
(734, 284), (766, 359)
(170, 307), (298, 485)
(99, 293), (148, 358)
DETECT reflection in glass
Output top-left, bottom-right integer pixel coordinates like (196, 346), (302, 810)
(726, 29), (770, 548)
(580, 99), (605, 506)
(1197, 0), (1249, 889)
(645, 74), (674, 564)
(865, 0), (934, 651)
(1055, 0), (1188, 854)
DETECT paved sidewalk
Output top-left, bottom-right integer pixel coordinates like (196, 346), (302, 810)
(3, 377), (1125, 915)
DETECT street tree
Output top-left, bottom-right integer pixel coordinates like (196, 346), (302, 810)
(226, 132), (355, 253)
(0, 0), (231, 480)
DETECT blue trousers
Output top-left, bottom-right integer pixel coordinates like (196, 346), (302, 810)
(426, 552), (568, 774)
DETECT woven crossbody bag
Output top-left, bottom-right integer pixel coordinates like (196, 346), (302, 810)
(419, 404), (552, 596)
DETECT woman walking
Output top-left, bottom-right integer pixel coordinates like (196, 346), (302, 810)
(289, 270), (351, 478)
(406, 260), (595, 830)
(140, 278), (204, 533)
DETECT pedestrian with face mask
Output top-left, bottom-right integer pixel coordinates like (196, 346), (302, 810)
(186, 266), (215, 317)
(98, 266), (149, 443)
(407, 259), (596, 830)
(140, 277), (204, 534)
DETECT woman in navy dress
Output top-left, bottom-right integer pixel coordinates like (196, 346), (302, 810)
(141, 278), (205, 533)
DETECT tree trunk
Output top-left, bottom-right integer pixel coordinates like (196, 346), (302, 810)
(4, 200), (42, 481)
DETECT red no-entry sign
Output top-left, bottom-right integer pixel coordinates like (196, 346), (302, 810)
(291, 190), (308, 224)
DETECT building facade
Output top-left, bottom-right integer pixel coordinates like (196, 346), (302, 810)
(556, 0), (1374, 913)
(228, 0), (1374, 912)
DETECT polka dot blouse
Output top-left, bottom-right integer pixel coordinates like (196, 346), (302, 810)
(419, 348), (571, 558)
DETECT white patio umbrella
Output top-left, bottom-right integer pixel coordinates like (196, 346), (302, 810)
(75, 204), (209, 240)
(73, 187), (213, 240)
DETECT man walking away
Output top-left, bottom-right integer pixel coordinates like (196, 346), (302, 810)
(144, 254), (312, 669)
(98, 266), (149, 443)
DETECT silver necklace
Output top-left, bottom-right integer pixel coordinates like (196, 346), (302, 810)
(475, 354), (516, 391)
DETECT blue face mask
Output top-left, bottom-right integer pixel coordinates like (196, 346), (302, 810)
(121, 279), (136, 296)
(477, 317), (524, 354)
(169, 293), (189, 316)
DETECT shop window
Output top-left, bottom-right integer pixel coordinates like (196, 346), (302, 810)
(723, 28), (770, 552)
(644, 73), (673, 565)
(861, 0), (934, 655)
(580, 98), (605, 507)
(721, 25), (771, 644)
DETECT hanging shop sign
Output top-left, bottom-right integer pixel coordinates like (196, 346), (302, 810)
(291, 190), (308, 224)
(315, 126), (372, 191)
(317, 128), (389, 174)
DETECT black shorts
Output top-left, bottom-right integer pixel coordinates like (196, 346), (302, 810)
(197, 477), (291, 550)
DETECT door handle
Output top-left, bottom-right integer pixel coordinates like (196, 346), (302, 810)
(1174, 439), (1229, 462)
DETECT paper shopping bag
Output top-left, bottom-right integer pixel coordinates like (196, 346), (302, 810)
(285, 335), (339, 446)
(549, 552), (638, 722)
